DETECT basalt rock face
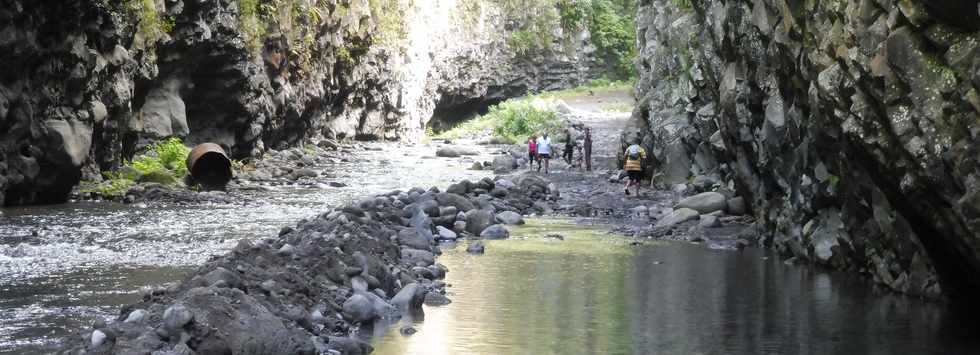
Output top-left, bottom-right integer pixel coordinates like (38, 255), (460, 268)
(0, 0), (600, 205)
(628, 0), (980, 300)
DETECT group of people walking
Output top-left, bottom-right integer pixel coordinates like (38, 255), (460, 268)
(526, 127), (594, 175)
(525, 128), (647, 197)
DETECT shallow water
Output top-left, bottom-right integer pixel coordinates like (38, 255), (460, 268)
(370, 219), (980, 355)
(0, 143), (494, 354)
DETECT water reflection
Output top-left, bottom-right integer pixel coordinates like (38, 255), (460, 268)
(372, 219), (980, 355)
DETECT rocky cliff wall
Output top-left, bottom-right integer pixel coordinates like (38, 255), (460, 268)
(0, 0), (601, 205)
(627, 0), (980, 300)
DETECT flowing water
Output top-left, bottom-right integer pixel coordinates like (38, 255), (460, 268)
(370, 219), (980, 355)
(0, 144), (494, 354)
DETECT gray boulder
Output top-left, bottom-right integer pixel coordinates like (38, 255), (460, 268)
(400, 248), (435, 266)
(436, 193), (476, 212)
(654, 208), (701, 228)
(342, 293), (377, 323)
(391, 283), (426, 311)
(675, 192), (727, 214)
(699, 215), (722, 228)
(163, 303), (194, 332)
(493, 155), (518, 173)
(465, 209), (494, 235)
(397, 228), (432, 251)
(480, 224), (510, 239)
(495, 211), (525, 225)
(436, 146), (478, 157)
(435, 226), (457, 241)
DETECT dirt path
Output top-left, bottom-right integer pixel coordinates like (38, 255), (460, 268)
(518, 90), (753, 248)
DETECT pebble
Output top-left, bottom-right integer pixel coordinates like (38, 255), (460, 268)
(91, 330), (107, 348)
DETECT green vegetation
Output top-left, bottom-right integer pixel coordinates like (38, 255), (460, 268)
(537, 77), (633, 98)
(430, 96), (562, 143)
(237, 0), (268, 55)
(586, 0), (638, 79)
(369, 0), (408, 48)
(494, 0), (637, 80)
(119, 0), (175, 50)
(490, 99), (563, 143)
(429, 79), (632, 141)
(80, 138), (192, 198)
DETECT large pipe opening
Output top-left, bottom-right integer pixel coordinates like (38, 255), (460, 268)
(186, 143), (232, 189)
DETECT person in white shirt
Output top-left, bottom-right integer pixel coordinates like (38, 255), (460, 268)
(536, 133), (552, 174)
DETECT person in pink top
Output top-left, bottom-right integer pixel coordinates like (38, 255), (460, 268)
(527, 134), (538, 171)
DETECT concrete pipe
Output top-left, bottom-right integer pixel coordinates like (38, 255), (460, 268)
(186, 143), (232, 188)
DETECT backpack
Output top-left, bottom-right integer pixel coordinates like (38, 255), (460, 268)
(627, 145), (641, 160)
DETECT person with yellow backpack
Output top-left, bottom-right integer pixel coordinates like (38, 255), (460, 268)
(623, 137), (646, 196)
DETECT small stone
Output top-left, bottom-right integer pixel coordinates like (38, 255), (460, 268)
(479, 224), (509, 239)
(124, 309), (147, 323)
(466, 242), (485, 254)
(90, 330), (107, 348)
(424, 291), (452, 306)
(400, 326), (417, 336)
(163, 304), (194, 332)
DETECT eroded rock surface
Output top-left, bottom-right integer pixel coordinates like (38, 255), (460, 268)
(0, 0), (601, 205)
(627, 0), (980, 299)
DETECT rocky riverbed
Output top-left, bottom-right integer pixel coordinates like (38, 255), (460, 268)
(60, 169), (559, 354)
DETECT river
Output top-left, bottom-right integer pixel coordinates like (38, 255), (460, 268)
(1, 142), (977, 354)
(371, 219), (980, 354)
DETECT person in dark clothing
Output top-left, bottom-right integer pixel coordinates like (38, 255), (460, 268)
(563, 129), (575, 165)
(584, 127), (592, 171)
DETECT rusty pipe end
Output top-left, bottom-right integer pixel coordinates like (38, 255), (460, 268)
(186, 143), (232, 188)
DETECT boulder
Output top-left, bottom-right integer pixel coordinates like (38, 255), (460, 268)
(436, 146), (478, 157)
(495, 211), (525, 225)
(699, 215), (722, 228)
(492, 155), (518, 173)
(436, 193), (476, 212)
(400, 248), (435, 266)
(465, 209), (494, 234)
(675, 192), (727, 214)
(654, 208), (700, 228)
(342, 293), (377, 323)
(163, 303), (194, 332)
(435, 226), (457, 241)
(480, 224), (510, 239)
(397, 228), (432, 251)
(391, 283), (426, 311)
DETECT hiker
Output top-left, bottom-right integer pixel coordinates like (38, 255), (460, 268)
(584, 127), (592, 171)
(573, 145), (584, 170)
(563, 128), (575, 165)
(536, 133), (552, 174)
(624, 137), (646, 196)
(527, 134), (538, 171)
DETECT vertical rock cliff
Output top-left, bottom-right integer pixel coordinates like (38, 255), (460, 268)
(0, 0), (602, 205)
(628, 0), (980, 300)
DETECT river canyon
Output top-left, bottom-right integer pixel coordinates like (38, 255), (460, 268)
(1, 0), (979, 354)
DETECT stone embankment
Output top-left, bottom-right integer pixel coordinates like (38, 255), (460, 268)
(62, 173), (556, 354)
